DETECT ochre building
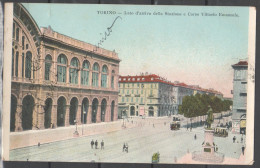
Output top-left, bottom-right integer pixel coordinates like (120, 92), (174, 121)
(10, 3), (120, 132)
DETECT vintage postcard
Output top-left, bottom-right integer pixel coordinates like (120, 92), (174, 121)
(2, 3), (255, 164)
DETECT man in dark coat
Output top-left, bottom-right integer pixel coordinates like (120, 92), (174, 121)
(95, 140), (98, 149)
(91, 139), (94, 149)
(101, 140), (104, 150)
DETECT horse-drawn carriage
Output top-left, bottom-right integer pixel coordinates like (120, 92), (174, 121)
(170, 116), (180, 130)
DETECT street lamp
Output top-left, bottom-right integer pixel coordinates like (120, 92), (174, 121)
(82, 111), (86, 135)
(74, 119), (79, 135)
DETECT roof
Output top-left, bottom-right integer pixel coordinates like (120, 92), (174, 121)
(232, 60), (248, 67)
(118, 74), (223, 96)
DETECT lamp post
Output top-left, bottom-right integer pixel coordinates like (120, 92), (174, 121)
(82, 111), (86, 135)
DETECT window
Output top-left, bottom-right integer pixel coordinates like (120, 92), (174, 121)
(131, 97), (133, 103)
(101, 65), (108, 88)
(122, 89), (125, 94)
(141, 90), (143, 94)
(122, 97), (124, 102)
(132, 89), (134, 94)
(137, 78), (140, 81)
(81, 60), (90, 85)
(69, 57), (79, 84)
(137, 83), (140, 87)
(132, 78), (135, 81)
(25, 51), (32, 79)
(236, 70), (241, 79)
(22, 36), (25, 50)
(127, 90), (129, 94)
(136, 97), (138, 103)
(151, 84), (153, 88)
(57, 54), (67, 83)
(141, 98), (143, 104)
(16, 28), (19, 41)
(136, 90), (139, 94)
(127, 97), (129, 102)
(132, 83), (134, 87)
(22, 53), (24, 77)
(12, 49), (14, 77)
(45, 55), (52, 80)
(92, 63), (99, 87)
(111, 70), (115, 88)
(128, 78), (131, 81)
(119, 78), (121, 81)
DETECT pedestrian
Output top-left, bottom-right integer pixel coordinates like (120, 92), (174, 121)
(123, 143), (126, 152)
(164, 122), (166, 126)
(101, 140), (104, 150)
(38, 142), (40, 147)
(241, 136), (243, 143)
(242, 146), (245, 155)
(194, 134), (197, 140)
(187, 126), (189, 131)
(95, 140), (98, 149)
(125, 143), (128, 153)
(153, 123), (155, 128)
(216, 145), (218, 152)
(233, 136), (236, 143)
(91, 139), (94, 149)
(50, 123), (53, 129)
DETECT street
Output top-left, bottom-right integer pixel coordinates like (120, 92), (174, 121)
(10, 117), (244, 163)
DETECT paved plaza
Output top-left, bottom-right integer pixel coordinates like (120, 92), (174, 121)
(9, 117), (245, 163)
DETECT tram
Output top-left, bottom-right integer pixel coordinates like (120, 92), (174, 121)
(170, 116), (180, 130)
(213, 127), (228, 137)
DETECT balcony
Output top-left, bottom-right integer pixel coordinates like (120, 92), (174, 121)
(135, 94), (140, 97)
(148, 94), (154, 98)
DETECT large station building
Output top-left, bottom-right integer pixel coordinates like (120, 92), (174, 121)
(10, 3), (120, 132)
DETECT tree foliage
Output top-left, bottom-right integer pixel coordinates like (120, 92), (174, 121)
(178, 94), (232, 118)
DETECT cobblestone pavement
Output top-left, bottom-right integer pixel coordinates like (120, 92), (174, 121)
(10, 117), (244, 163)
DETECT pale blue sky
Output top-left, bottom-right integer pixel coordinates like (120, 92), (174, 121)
(23, 4), (249, 97)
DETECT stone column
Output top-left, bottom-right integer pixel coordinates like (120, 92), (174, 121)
(66, 65), (70, 85)
(87, 105), (92, 124)
(51, 104), (57, 128)
(15, 104), (23, 131)
(114, 105), (118, 121)
(96, 105), (101, 123)
(77, 105), (82, 125)
(65, 105), (70, 126)
(98, 72), (101, 87)
(106, 105), (111, 122)
(89, 70), (92, 87)
(37, 104), (45, 130)
(32, 103), (38, 130)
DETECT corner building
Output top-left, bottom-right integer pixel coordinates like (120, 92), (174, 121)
(10, 3), (120, 132)
(118, 74), (178, 118)
(231, 60), (248, 134)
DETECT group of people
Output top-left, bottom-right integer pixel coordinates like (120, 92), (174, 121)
(123, 143), (129, 153)
(91, 139), (104, 150)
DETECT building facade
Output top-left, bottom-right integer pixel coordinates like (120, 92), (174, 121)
(118, 74), (224, 118)
(231, 60), (248, 134)
(10, 3), (120, 132)
(118, 74), (178, 118)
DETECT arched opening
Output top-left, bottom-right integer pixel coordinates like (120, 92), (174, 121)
(44, 98), (52, 128)
(57, 96), (66, 127)
(45, 55), (52, 81)
(81, 98), (89, 124)
(92, 63), (99, 87)
(111, 101), (115, 121)
(22, 95), (34, 130)
(111, 70), (115, 89)
(10, 95), (17, 132)
(149, 106), (154, 117)
(101, 99), (107, 122)
(101, 65), (108, 88)
(81, 60), (90, 86)
(130, 106), (135, 116)
(92, 98), (98, 123)
(57, 54), (67, 83)
(25, 51), (32, 79)
(69, 57), (79, 84)
(69, 97), (78, 125)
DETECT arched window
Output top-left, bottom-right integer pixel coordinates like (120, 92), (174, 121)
(111, 70), (115, 89)
(81, 60), (90, 85)
(101, 65), (108, 88)
(92, 63), (99, 87)
(12, 49), (14, 77)
(15, 51), (19, 77)
(12, 23), (15, 39)
(16, 28), (19, 41)
(57, 54), (67, 83)
(22, 36), (25, 50)
(69, 57), (79, 84)
(45, 55), (52, 80)
(25, 51), (32, 79)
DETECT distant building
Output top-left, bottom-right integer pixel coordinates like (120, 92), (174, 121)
(118, 74), (178, 118)
(118, 73), (223, 118)
(231, 60), (248, 134)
